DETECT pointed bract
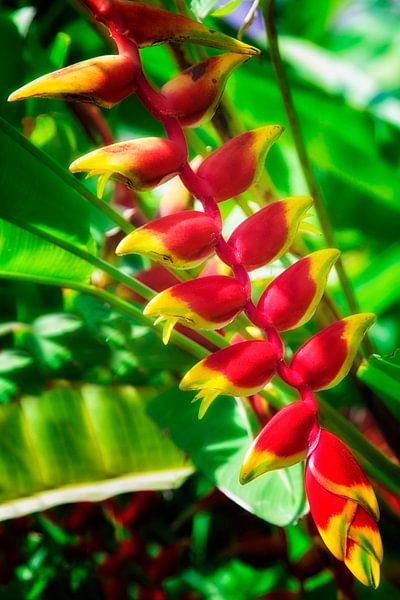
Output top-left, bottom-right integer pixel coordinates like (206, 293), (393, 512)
(143, 275), (246, 343)
(228, 197), (312, 270)
(116, 211), (220, 269)
(305, 432), (382, 589)
(289, 314), (376, 390)
(258, 249), (340, 330)
(308, 430), (379, 520)
(70, 138), (185, 197)
(161, 53), (249, 127)
(197, 126), (283, 202)
(8, 54), (139, 108)
(112, 1), (260, 54)
(240, 400), (318, 483)
(180, 341), (278, 418)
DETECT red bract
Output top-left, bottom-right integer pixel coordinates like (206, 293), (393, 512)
(161, 54), (249, 127)
(116, 211), (220, 269)
(289, 314), (375, 390)
(305, 430), (382, 588)
(197, 126), (283, 201)
(110, 1), (260, 54)
(240, 401), (318, 483)
(227, 197), (312, 270)
(180, 341), (278, 418)
(144, 276), (247, 343)
(8, 53), (139, 108)
(70, 138), (185, 197)
(257, 249), (340, 330)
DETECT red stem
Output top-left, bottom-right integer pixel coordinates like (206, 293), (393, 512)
(97, 4), (319, 415)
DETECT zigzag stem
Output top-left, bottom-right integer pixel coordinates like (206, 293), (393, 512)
(133, 51), (319, 414)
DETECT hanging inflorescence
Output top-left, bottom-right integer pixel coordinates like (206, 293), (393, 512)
(9, 0), (382, 587)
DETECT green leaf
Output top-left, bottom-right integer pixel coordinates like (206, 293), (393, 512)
(211, 0), (242, 17)
(0, 118), (94, 282)
(0, 220), (92, 283)
(0, 384), (193, 520)
(357, 351), (400, 420)
(32, 313), (83, 338)
(148, 387), (307, 527)
(0, 350), (33, 374)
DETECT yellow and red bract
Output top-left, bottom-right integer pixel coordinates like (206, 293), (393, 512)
(180, 340), (278, 418)
(110, 1), (260, 54)
(306, 430), (382, 588)
(227, 197), (312, 270)
(257, 249), (340, 330)
(143, 275), (246, 344)
(69, 138), (185, 198)
(161, 53), (249, 127)
(197, 126), (283, 202)
(240, 400), (318, 483)
(116, 211), (220, 269)
(8, 54), (139, 108)
(289, 314), (375, 390)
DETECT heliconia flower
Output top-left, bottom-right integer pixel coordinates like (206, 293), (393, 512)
(289, 314), (375, 390)
(160, 53), (249, 127)
(257, 249), (340, 331)
(110, 1), (260, 55)
(197, 126), (284, 202)
(69, 138), (185, 198)
(115, 211), (220, 269)
(239, 400), (318, 484)
(180, 340), (278, 419)
(305, 430), (382, 587)
(8, 54), (139, 108)
(143, 275), (246, 344)
(227, 197), (313, 270)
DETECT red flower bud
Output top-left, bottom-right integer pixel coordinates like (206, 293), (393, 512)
(161, 53), (249, 127)
(70, 138), (185, 197)
(116, 211), (220, 269)
(180, 341), (278, 418)
(112, 1), (260, 54)
(227, 197), (312, 270)
(8, 53), (139, 108)
(306, 430), (381, 587)
(257, 249), (340, 330)
(197, 126), (283, 202)
(143, 276), (246, 344)
(240, 401), (318, 483)
(289, 314), (375, 390)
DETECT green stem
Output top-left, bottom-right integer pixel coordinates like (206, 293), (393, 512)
(0, 272), (208, 360)
(262, 1), (363, 324)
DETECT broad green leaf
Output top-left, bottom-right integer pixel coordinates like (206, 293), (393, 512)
(0, 384), (193, 520)
(0, 118), (94, 282)
(357, 351), (400, 420)
(0, 220), (92, 283)
(148, 387), (307, 526)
